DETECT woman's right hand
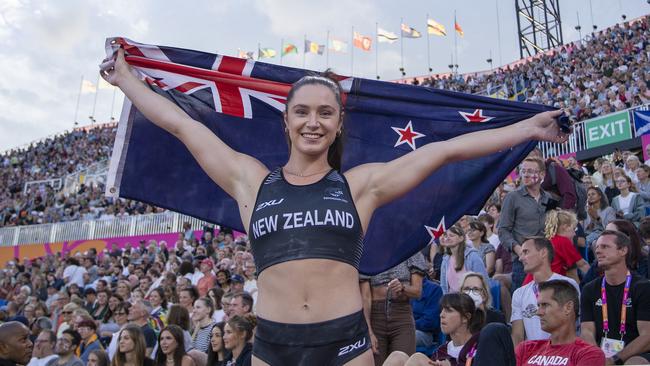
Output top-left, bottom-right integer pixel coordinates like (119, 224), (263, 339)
(369, 331), (378, 354)
(99, 48), (135, 87)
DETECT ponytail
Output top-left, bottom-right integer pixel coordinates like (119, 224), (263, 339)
(469, 308), (486, 334)
(544, 209), (577, 239)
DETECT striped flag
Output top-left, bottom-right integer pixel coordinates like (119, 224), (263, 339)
(304, 40), (325, 55)
(258, 48), (277, 59)
(401, 23), (422, 38)
(237, 49), (255, 60)
(427, 19), (447, 36)
(377, 28), (398, 43)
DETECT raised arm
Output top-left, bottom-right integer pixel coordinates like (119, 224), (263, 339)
(346, 110), (567, 224)
(100, 49), (268, 225)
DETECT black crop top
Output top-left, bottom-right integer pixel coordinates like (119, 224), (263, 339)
(249, 168), (364, 274)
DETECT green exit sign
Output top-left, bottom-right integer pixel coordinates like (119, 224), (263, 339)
(585, 111), (632, 149)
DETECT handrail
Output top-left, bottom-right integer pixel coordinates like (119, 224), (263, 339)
(0, 212), (214, 246)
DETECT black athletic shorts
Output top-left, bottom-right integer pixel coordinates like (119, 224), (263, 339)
(253, 310), (371, 365)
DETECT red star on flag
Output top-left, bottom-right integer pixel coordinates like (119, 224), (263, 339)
(391, 120), (425, 150)
(425, 217), (446, 244)
(458, 109), (495, 123)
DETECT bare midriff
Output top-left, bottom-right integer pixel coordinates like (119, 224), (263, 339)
(255, 258), (362, 324)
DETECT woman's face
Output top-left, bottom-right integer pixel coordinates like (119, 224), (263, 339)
(131, 291), (144, 303)
(23, 305), (34, 319)
(615, 177), (630, 191)
(115, 308), (128, 325)
(587, 188), (601, 204)
(487, 206), (499, 220)
(210, 326), (224, 353)
(192, 300), (210, 322)
(97, 292), (108, 306)
(108, 297), (120, 310)
(601, 163), (612, 175)
(461, 276), (485, 305)
(117, 282), (129, 296)
(87, 353), (100, 366)
(440, 307), (466, 335)
(467, 226), (482, 242)
(118, 331), (135, 353)
(440, 231), (463, 248)
(158, 330), (178, 356)
(636, 168), (648, 181)
(284, 84), (341, 159)
(149, 291), (161, 307)
(216, 272), (227, 284)
(223, 323), (245, 351)
(34, 306), (45, 318)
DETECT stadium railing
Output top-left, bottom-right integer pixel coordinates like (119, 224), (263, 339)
(539, 103), (648, 158)
(0, 211), (213, 246)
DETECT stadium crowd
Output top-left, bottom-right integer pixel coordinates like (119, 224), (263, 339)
(1, 14), (650, 366)
(415, 15), (650, 123)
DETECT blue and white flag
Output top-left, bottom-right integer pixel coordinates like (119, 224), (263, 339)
(633, 105), (650, 136)
(105, 37), (556, 275)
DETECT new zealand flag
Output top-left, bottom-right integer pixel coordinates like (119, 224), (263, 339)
(105, 37), (554, 275)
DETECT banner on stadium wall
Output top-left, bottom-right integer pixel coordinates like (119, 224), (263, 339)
(584, 110), (632, 149)
(633, 106), (650, 137)
(0, 229), (244, 266)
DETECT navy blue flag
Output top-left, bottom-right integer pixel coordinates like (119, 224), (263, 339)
(105, 37), (554, 275)
(633, 105), (650, 136)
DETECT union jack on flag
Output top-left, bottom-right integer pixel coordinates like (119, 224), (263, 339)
(106, 37), (556, 275)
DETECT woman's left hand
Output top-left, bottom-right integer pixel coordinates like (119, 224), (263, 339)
(527, 110), (571, 143)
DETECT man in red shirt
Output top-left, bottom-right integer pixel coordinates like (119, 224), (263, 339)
(516, 280), (604, 366)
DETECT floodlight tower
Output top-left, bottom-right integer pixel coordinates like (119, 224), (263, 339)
(515, 0), (564, 58)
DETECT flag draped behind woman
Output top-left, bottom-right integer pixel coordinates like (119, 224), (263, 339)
(105, 37), (558, 275)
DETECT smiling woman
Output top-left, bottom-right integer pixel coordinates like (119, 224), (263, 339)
(101, 45), (567, 365)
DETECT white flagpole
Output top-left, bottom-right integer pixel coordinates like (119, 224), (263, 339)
(326, 30), (330, 68)
(280, 38), (284, 65)
(91, 73), (100, 124)
(73, 75), (83, 126)
(426, 14), (432, 73)
(351, 26), (354, 76)
(400, 17), (404, 74)
(303, 34), (306, 68)
(375, 22), (379, 79)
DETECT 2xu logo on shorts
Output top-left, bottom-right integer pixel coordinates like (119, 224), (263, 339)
(338, 337), (367, 357)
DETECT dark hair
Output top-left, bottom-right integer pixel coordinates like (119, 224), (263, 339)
(62, 329), (82, 347)
(444, 225), (466, 271)
(587, 186), (609, 208)
(178, 261), (194, 276)
(639, 217), (650, 240)
(607, 220), (643, 269)
(154, 325), (187, 366)
(468, 220), (488, 243)
(196, 297), (215, 317)
(226, 315), (255, 344)
(166, 304), (190, 331)
(598, 229), (632, 268)
(285, 71), (345, 171)
(206, 322), (226, 365)
(232, 291), (254, 313)
(208, 287), (224, 310)
(113, 325), (147, 366)
(180, 286), (199, 302)
(150, 287), (168, 309)
(440, 293), (485, 334)
(88, 349), (110, 366)
(477, 213), (495, 228)
(523, 236), (555, 263)
(538, 280), (579, 319)
(40, 328), (57, 344)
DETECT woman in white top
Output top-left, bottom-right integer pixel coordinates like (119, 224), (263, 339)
(611, 174), (645, 226)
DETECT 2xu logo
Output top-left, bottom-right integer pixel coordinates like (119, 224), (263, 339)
(255, 198), (284, 212)
(338, 337), (367, 357)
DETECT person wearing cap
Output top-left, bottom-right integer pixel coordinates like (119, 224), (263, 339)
(76, 318), (102, 364)
(196, 258), (216, 297)
(230, 275), (246, 294)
